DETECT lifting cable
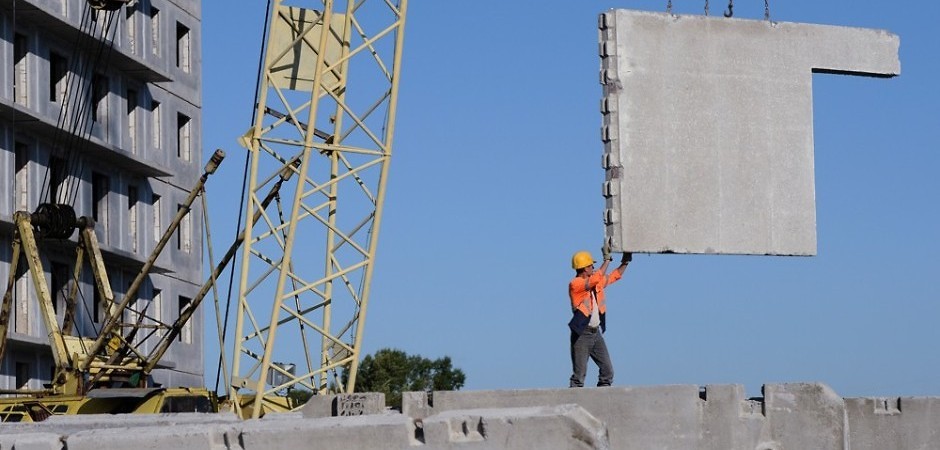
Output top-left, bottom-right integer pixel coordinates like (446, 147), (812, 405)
(214, 0), (274, 394)
(38, 4), (121, 210)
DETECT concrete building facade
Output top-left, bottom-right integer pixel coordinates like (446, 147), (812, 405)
(0, 0), (203, 389)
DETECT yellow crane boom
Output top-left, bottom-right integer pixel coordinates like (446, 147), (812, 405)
(227, 0), (408, 418)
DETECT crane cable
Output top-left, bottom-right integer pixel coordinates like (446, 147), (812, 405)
(214, 0), (274, 394)
(37, 4), (121, 210)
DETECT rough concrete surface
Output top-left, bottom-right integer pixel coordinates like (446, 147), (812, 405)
(845, 396), (940, 450)
(421, 405), (608, 449)
(1, 383), (939, 449)
(600, 10), (900, 255)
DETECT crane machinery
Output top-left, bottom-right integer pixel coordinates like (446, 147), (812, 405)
(220, 0), (409, 419)
(0, 0), (408, 421)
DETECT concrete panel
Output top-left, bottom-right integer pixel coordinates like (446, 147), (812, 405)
(600, 10), (899, 255)
(845, 397), (940, 450)
(428, 385), (704, 449)
(762, 383), (845, 450)
(421, 405), (608, 450)
(238, 414), (420, 449)
(3, 385), (940, 449)
(301, 392), (386, 418)
(700, 384), (766, 449)
(65, 424), (241, 450)
(0, 432), (62, 450)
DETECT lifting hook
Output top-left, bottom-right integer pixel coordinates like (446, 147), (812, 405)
(724, 1), (734, 17)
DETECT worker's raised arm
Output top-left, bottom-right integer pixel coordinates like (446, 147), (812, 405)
(598, 244), (613, 275)
(614, 252), (631, 276)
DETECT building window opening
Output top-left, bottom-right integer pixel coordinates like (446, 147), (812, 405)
(92, 73), (109, 125)
(92, 172), (110, 239)
(93, 285), (102, 323)
(178, 296), (192, 343)
(15, 143), (29, 211)
(150, 6), (161, 57)
(127, 89), (138, 153)
(177, 204), (192, 253)
(14, 33), (28, 106)
(49, 156), (67, 204)
(152, 289), (163, 337)
(177, 113), (191, 161)
(13, 263), (29, 334)
(152, 193), (162, 243)
(51, 262), (69, 315)
(126, 5), (137, 54)
(151, 100), (161, 150)
(128, 185), (139, 253)
(49, 52), (68, 103)
(176, 22), (191, 73)
(15, 363), (30, 390)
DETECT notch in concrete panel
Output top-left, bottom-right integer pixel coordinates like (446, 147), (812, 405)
(602, 9), (900, 256)
(873, 397), (902, 415)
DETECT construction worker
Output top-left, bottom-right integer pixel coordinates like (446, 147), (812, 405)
(568, 247), (631, 387)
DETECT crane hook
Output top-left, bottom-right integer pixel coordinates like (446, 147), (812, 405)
(724, 0), (734, 17)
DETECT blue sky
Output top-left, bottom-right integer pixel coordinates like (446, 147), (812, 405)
(201, 1), (939, 398)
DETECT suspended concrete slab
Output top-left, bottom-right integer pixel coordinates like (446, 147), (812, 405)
(600, 10), (900, 255)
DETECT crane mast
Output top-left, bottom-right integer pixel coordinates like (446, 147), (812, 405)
(229, 0), (407, 418)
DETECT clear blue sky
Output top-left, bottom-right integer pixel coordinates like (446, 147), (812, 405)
(200, 1), (939, 398)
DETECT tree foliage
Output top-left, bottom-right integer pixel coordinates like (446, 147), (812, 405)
(349, 348), (466, 409)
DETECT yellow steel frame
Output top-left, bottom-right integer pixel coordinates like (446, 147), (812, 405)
(231, 0), (407, 417)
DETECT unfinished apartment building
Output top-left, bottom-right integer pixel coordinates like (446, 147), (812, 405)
(0, 0), (203, 389)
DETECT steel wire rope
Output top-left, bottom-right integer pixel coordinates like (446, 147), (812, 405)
(38, 5), (92, 206)
(52, 6), (102, 206)
(39, 6), (121, 209)
(57, 9), (99, 207)
(64, 10), (122, 208)
(214, 0), (274, 394)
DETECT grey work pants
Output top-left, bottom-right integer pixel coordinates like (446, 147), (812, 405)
(569, 327), (613, 387)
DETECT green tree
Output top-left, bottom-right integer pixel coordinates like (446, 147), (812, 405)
(348, 348), (466, 409)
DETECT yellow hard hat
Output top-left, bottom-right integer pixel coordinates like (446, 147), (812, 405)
(571, 251), (594, 270)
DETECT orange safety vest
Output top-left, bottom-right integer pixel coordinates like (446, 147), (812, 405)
(568, 270), (622, 334)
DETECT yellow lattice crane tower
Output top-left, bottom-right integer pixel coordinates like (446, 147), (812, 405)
(226, 0), (408, 418)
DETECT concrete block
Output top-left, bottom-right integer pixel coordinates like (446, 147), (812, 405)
(0, 433), (63, 450)
(300, 393), (386, 418)
(64, 424), (241, 450)
(421, 404), (609, 450)
(763, 383), (845, 450)
(600, 10), (900, 256)
(300, 393), (337, 418)
(428, 385), (703, 449)
(845, 396), (940, 450)
(239, 414), (420, 449)
(401, 391), (433, 419)
(701, 384), (766, 449)
(333, 393), (386, 416)
(0, 412), (240, 440)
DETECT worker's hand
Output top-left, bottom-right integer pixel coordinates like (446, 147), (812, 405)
(601, 244), (612, 261)
(621, 252), (632, 264)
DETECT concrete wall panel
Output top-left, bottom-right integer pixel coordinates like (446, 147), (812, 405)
(845, 397), (940, 450)
(238, 414), (419, 449)
(65, 424), (240, 450)
(0, 432), (62, 450)
(429, 385), (704, 449)
(421, 405), (609, 450)
(600, 10), (899, 255)
(763, 383), (845, 450)
(1, 384), (940, 449)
